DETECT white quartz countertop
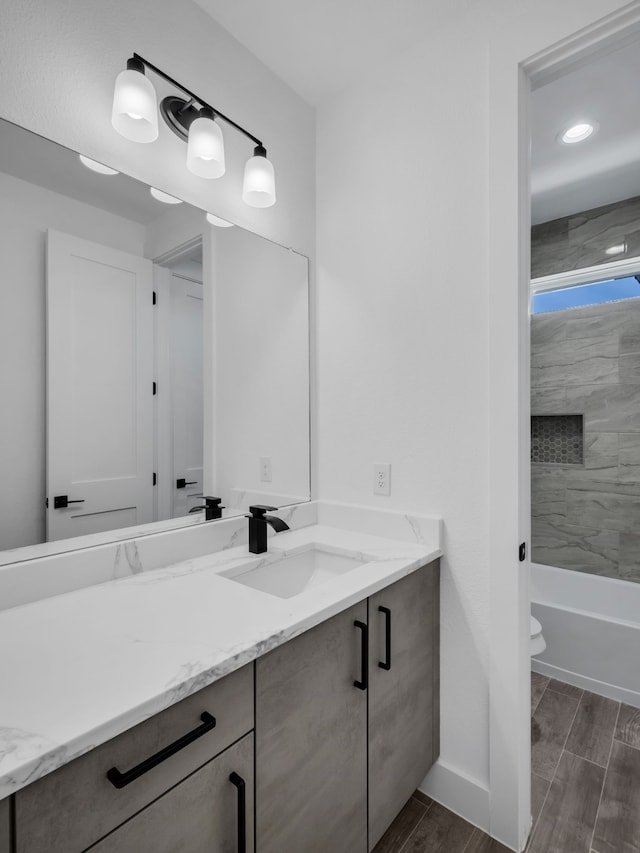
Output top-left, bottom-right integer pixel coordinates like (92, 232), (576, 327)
(0, 523), (440, 799)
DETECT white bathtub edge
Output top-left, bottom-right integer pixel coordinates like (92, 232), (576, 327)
(532, 658), (640, 709)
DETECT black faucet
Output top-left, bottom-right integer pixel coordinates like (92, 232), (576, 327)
(245, 505), (290, 554)
(188, 496), (224, 520)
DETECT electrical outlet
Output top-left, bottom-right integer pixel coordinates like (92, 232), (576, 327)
(373, 463), (391, 496)
(260, 456), (272, 483)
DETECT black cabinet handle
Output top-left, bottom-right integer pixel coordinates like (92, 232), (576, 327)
(106, 711), (216, 789)
(378, 606), (391, 670)
(354, 620), (368, 690)
(229, 771), (247, 853)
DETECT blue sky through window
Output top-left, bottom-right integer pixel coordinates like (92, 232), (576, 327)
(532, 276), (640, 314)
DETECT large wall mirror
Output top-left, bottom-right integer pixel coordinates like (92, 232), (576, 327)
(0, 118), (310, 563)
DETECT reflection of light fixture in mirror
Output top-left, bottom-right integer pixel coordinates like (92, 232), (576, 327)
(558, 122), (597, 144)
(79, 155), (119, 176)
(111, 57), (158, 143)
(206, 213), (234, 227)
(605, 242), (626, 256)
(243, 145), (276, 208)
(111, 53), (275, 207)
(150, 187), (183, 204)
(187, 108), (225, 178)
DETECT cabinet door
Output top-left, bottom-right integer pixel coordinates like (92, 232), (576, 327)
(368, 561), (440, 850)
(88, 733), (253, 853)
(0, 797), (9, 853)
(256, 602), (368, 853)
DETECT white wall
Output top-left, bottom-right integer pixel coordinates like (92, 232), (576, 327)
(0, 172), (144, 551)
(212, 227), (309, 505)
(0, 0), (315, 258)
(316, 0), (633, 847)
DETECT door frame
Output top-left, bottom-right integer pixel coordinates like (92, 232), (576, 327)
(152, 236), (204, 522)
(494, 4), (640, 849)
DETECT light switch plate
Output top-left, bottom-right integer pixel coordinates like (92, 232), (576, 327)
(260, 457), (272, 482)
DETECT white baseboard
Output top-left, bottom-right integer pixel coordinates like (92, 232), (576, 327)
(418, 759), (491, 834)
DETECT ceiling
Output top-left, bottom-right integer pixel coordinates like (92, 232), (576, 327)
(193, 0), (473, 106)
(195, 2), (640, 226)
(531, 37), (640, 225)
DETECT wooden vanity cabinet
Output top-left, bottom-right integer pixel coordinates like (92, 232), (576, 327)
(11, 560), (439, 853)
(14, 663), (253, 853)
(0, 797), (9, 853)
(255, 559), (440, 853)
(368, 561), (440, 849)
(88, 733), (254, 853)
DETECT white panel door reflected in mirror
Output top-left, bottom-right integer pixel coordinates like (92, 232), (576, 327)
(0, 118), (310, 561)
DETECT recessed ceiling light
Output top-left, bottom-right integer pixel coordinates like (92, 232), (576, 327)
(605, 243), (626, 256)
(559, 122), (598, 145)
(79, 155), (119, 175)
(150, 187), (183, 204)
(206, 212), (234, 227)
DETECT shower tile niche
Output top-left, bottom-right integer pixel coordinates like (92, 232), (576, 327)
(531, 414), (584, 465)
(530, 297), (640, 582)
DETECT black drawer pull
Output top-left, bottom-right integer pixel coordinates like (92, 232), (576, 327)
(378, 606), (391, 670)
(354, 620), (368, 690)
(106, 711), (216, 789)
(229, 772), (247, 853)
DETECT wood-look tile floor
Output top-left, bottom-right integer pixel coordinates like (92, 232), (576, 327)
(373, 673), (640, 853)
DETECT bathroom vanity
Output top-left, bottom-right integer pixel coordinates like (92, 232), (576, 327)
(0, 504), (441, 853)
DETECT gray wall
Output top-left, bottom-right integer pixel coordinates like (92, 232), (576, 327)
(532, 195), (640, 279)
(531, 299), (640, 582)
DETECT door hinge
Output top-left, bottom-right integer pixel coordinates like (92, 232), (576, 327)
(153, 381), (157, 396)
(519, 542), (526, 562)
(152, 291), (157, 306)
(153, 472), (157, 487)
(45, 497), (49, 509)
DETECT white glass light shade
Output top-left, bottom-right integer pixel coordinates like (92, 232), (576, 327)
(242, 152), (276, 208)
(111, 68), (158, 143)
(150, 187), (182, 204)
(206, 213), (234, 227)
(187, 116), (225, 178)
(79, 155), (119, 175)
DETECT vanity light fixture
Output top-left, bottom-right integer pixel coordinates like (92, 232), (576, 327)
(559, 122), (598, 144)
(150, 187), (183, 204)
(79, 155), (119, 175)
(112, 54), (276, 207)
(206, 212), (234, 227)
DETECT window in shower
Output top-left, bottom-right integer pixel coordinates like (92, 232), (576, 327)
(531, 414), (584, 465)
(532, 274), (640, 314)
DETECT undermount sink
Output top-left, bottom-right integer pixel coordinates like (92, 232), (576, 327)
(220, 545), (370, 599)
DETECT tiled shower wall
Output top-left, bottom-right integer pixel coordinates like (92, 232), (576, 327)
(532, 194), (640, 278)
(531, 298), (640, 582)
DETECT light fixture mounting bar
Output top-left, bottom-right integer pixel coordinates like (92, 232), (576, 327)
(132, 53), (263, 147)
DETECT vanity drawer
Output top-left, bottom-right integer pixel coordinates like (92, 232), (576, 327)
(15, 663), (253, 853)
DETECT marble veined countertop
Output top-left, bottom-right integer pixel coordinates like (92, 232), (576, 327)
(0, 523), (440, 800)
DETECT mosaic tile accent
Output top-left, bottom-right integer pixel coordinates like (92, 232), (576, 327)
(531, 415), (584, 465)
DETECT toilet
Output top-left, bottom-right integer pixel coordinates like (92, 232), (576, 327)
(530, 615), (546, 656)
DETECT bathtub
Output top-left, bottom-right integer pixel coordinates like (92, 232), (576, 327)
(531, 562), (640, 709)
